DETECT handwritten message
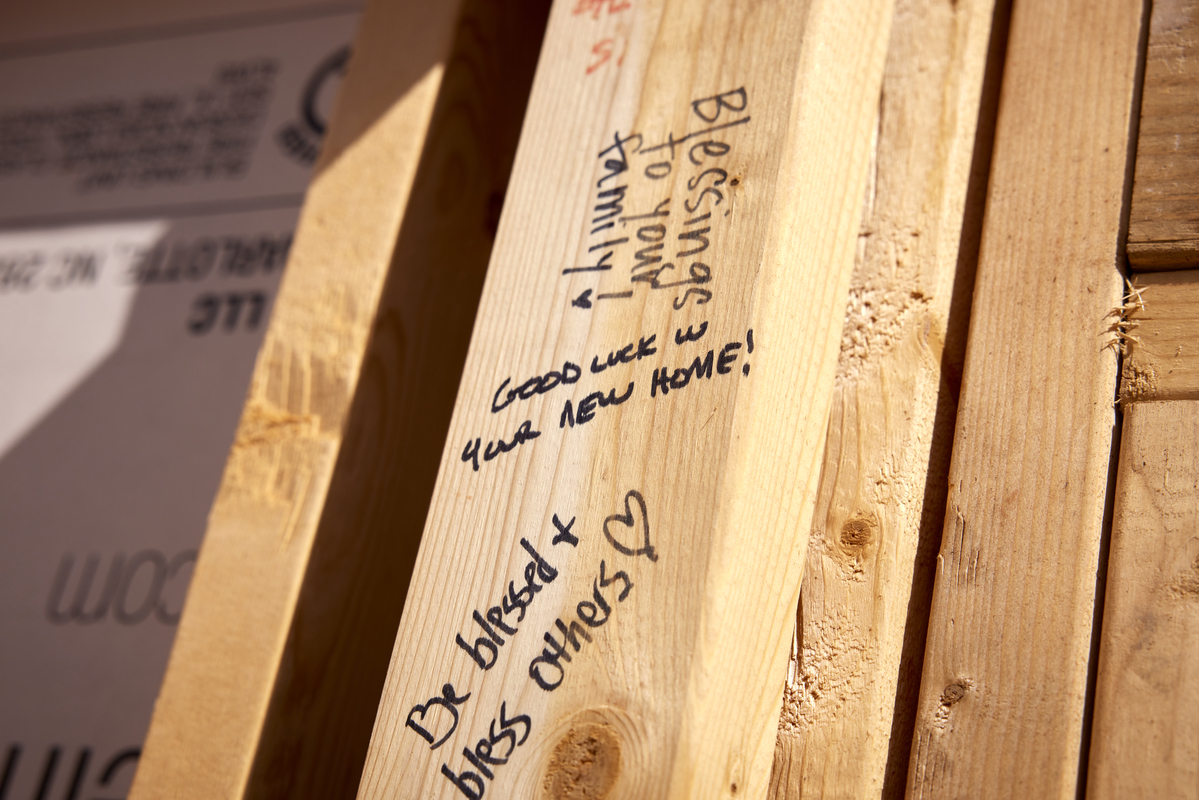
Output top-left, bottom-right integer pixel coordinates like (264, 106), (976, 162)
(404, 491), (658, 798)
(455, 86), (757, 476)
(464, 323), (754, 469)
(568, 86), (750, 311)
(415, 76), (762, 797)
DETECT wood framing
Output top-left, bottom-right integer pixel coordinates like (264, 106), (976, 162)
(1127, 0), (1199, 270)
(354, 0), (895, 796)
(769, 0), (1006, 795)
(129, 0), (549, 797)
(1088, 399), (1199, 799)
(1089, 270), (1199, 798)
(904, 0), (1146, 796)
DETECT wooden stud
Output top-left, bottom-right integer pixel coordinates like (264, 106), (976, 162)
(769, 0), (1005, 795)
(905, 0), (1146, 796)
(1088, 399), (1199, 799)
(355, 0), (895, 796)
(129, 0), (549, 797)
(1127, 0), (1199, 270)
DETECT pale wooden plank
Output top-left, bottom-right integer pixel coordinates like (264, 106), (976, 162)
(1127, 0), (1199, 270)
(354, 0), (895, 797)
(1119, 271), (1199, 402)
(769, 0), (1005, 796)
(1087, 399), (1199, 799)
(129, 1), (548, 798)
(904, 0), (1145, 796)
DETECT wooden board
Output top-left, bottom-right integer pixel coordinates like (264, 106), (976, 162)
(354, 0), (895, 796)
(129, 0), (549, 797)
(768, 0), (1007, 795)
(1127, 0), (1199, 270)
(903, 0), (1145, 796)
(1087, 399), (1199, 799)
(1119, 271), (1199, 402)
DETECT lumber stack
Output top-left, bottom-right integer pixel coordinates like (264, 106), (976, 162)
(118, 0), (1199, 796)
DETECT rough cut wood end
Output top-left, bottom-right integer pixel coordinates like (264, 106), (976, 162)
(1120, 271), (1199, 403)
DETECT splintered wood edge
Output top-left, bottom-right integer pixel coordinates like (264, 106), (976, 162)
(1120, 271), (1199, 402)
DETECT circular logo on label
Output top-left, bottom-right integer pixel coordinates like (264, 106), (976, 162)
(277, 44), (352, 166)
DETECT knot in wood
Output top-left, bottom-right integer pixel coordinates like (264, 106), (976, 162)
(840, 518), (874, 549)
(940, 681), (968, 706)
(542, 721), (621, 799)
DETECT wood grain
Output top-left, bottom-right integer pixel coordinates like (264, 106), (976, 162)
(1127, 0), (1199, 270)
(354, 0), (895, 797)
(768, 0), (1006, 796)
(129, 0), (548, 798)
(1087, 400), (1199, 799)
(904, 0), (1145, 796)
(1119, 271), (1199, 402)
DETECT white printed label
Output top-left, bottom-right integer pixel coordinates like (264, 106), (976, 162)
(0, 12), (360, 225)
(0, 8), (359, 797)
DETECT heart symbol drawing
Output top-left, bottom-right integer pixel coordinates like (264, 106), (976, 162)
(405, 683), (470, 750)
(603, 489), (657, 562)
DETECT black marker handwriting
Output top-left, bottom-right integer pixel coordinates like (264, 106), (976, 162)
(406, 683), (471, 750)
(527, 490), (651, 691)
(441, 702), (531, 799)
(650, 350), (712, 397)
(619, 197), (670, 224)
(602, 489), (656, 562)
(455, 538), (559, 670)
(462, 421), (541, 471)
(596, 132), (642, 187)
(675, 321), (708, 344)
(591, 185), (627, 234)
(562, 250), (615, 275)
(552, 514), (578, 547)
(570, 288), (632, 308)
(590, 334), (657, 373)
(560, 382), (634, 428)
(649, 338), (746, 397)
(491, 363), (581, 413)
(528, 559), (632, 692)
(561, 383), (637, 431)
(691, 87), (748, 123)
(638, 116), (751, 160)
